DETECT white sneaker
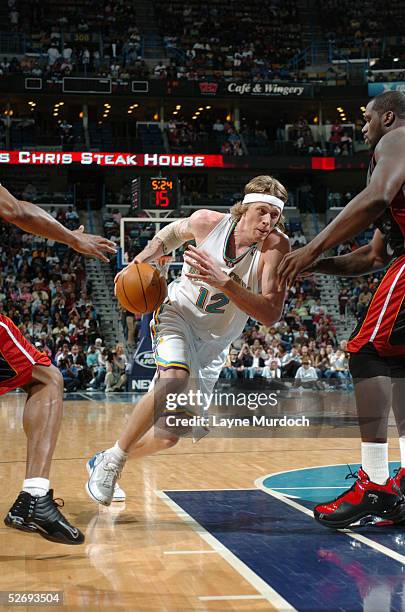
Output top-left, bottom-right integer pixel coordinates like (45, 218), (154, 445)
(112, 482), (126, 502)
(86, 451), (125, 506)
(86, 459), (126, 503)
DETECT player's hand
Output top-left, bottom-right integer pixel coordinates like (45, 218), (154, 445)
(184, 245), (228, 288)
(71, 226), (116, 263)
(113, 256), (143, 287)
(277, 244), (318, 289)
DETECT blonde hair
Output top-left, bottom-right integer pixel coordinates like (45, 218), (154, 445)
(230, 175), (288, 232)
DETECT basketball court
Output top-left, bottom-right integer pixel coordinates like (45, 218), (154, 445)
(1, 389), (403, 611)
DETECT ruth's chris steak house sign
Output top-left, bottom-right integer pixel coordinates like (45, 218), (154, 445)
(0, 151), (225, 167)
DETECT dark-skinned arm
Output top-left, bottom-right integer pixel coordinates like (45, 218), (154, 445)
(309, 131), (405, 256)
(0, 185), (116, 262)
(310, 229), (391, 277)
(277, 129), (405, 286)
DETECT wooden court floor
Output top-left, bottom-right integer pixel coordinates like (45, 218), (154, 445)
(0, 392), (401, 611)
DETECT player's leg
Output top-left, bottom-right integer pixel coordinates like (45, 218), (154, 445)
(86, 305), (195, 505)
(5, 364), (84, 544)
(23, 364), (63, 479)
(86, 367), (189, 505)
(128, 425), (179, 459)
(389, 360), (405, 493)
(314, 346), (405, 529)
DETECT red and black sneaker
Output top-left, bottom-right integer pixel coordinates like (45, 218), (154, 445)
(393, 467), (405, 494)
(314, 468), (405, 529)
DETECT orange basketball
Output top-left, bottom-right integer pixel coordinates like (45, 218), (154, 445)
(115, 262), (167, 315)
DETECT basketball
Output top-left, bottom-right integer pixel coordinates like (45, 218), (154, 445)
(115, 262), (167, 314)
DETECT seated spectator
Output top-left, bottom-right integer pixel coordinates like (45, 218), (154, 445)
(244, 347), (265, 379)
(59, 357), (81, 392)
(294, 326), (310, 347)
(263, 360), (282, 380)
(87, 348), (108, 391)
(294, 358), (322, 389)
(68, 343), (92, 388)
(105, 343), (128, 392)
(315, 347), (331, 379)
(86, 343), (100, 373)
(280, 346), (301, 378)
(238, 343), (253, 364)
(222, 348), (242, 380)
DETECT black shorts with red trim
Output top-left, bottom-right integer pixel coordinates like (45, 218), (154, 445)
(0, 314), (51, 396)
(349, 343), (405, 379)
(347, 254), (405, 357)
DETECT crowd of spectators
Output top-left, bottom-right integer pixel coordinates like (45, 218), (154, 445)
(338, 274), (382, 320)
(0, 203), (130, 393)
(166, 118), (244, 155)
(329, 219), (383, 322)
(327, 191), (356, 208)
(2, 0), (146, 81)
(286, 118), (358, 156)
(0, 51), (149, 83)
(318, 0), (405, 60)
(2, 0), (404, 86)
(155, 0), (302, 82)
(367, 69), (405, 83)
(220, 273), (352, 389)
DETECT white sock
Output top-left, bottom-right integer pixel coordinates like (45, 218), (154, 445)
(399, 437), (405, 468)
(107, 441), (128, 465)
(23, 477), (50, 497)
(361, 442), (389, 485)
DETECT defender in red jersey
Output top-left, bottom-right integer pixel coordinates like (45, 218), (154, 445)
(0, 184), (116, 544)
(278, 91), (405, 528)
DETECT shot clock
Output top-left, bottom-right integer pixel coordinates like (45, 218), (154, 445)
(131, 176), (179, 211)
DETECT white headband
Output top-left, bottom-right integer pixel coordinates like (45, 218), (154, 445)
(242, 193), (285, 212)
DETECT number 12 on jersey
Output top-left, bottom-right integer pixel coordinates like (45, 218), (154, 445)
(196, 287), (229, 314)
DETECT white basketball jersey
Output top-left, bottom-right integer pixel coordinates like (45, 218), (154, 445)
(168, 214), (262, 344)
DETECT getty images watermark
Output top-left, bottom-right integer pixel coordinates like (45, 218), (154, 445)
(165, 389), (310, 430)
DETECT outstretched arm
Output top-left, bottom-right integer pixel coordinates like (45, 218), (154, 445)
(309, 229), (391, 277)
(0, 185), (116, 262)
(277, 129), (405, 286)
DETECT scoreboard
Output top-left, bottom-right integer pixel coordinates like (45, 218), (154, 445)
(131, 176), (179, 211)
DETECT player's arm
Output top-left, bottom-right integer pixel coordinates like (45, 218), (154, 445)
(220, 233), (290, 326)
(133, 210), (222, 263)
(277, 130), (405, 285)
(185, 231), (290, 326)
(308, 131), (405, 256)
(308, 228), (391, 276)
(0, 185), (116, 262)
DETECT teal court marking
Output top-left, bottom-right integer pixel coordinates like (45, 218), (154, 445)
(258, 461), (401, 503)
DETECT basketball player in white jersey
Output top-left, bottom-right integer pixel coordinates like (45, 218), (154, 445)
(86, 175), (290, 505)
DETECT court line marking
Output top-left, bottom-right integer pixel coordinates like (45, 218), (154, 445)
(254, 460), (401, 481)
(199, 595), (266, 601)
(255, 474), (405, 566)
(77, 392), (99, 402)
(164, 550), (217, 555)
(156, 490), (296, 611)
(272, 486), (348, 490)
(161, 487), (249, 491)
